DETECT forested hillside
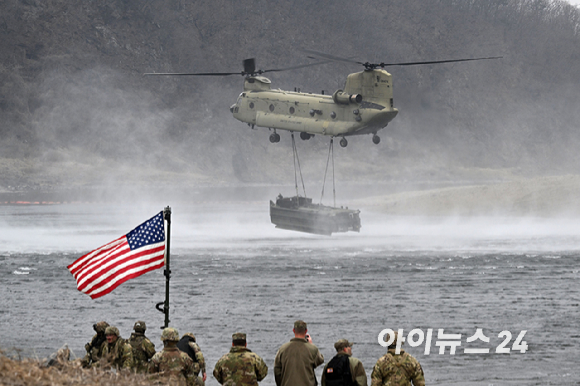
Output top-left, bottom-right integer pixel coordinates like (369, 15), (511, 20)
(1, 0), (579, 192)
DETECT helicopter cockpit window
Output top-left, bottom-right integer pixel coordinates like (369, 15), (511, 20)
(269, 104), (275, 112)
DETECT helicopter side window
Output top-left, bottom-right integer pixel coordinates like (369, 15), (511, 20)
(330, 111), (336, 119)
(249, 102), (254, 109)
(289, 107), (295, 114)
(269, 104), (275, 112)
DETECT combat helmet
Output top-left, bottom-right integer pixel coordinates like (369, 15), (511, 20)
(105, 326), (120, 337)
(134, 320), (146, 333)
(161, 327), (179, 342)
(182, 332), (196, 342)
(94, 321), (110, 333)
(387, 330), (403, 348)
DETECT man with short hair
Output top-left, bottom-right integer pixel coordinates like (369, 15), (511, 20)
(81, 321), (109, 368)
(178, 332), (207, 385)
(150, 327), (196, 385)
(128, 320), (156, 372)
(274, 320), (324, 386)
(370, 331), (425, 386)
(321, 339), (367, 386)
(101, 326), (134, 370)
(213, 332), (268, 385)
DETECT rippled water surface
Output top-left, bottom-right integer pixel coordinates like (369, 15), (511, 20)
(1, 203), (579, 385)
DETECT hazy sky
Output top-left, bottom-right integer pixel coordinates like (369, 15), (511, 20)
(568, 0), (580, 6)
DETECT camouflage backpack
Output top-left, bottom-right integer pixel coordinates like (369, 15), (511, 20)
(129, 334), (148, 362)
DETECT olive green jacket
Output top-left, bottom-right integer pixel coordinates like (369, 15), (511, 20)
(274, 337), (324, 386)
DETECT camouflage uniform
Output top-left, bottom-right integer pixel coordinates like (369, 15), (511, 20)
(128, 321), (156, 373)
(370, 332), (425, 386)
(81, 321), (109, 368)
(101, 326), (135, 370)
(213, 332), (268, 386)
(150, 327), (196, 386)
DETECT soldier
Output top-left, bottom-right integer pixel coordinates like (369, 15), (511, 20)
(128, 320), (156, 373)
(177, 332), (207, 385)
(321, 339), (367, 386)
(274, 320), (324, 386)
(150, 327), (195, 385)
(100, 326), (134, 370)
(81, 321), (109, 368)
(370, 331), (425, 386)
(213, 332), (268, 386)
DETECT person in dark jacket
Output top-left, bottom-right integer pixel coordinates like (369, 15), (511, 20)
(321, 339), (367, 386)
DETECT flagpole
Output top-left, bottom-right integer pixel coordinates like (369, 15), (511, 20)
(156, 206), (171, 328)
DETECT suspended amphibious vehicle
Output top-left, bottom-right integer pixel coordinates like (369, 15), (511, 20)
(270, 194), (361, 236)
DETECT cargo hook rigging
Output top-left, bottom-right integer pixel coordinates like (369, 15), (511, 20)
(320, 137), (336, 207)
(291, 132), (307, 197)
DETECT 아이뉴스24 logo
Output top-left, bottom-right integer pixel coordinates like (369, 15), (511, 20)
(377, 328), (528, 355)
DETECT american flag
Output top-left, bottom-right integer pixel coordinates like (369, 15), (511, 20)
(68, 212), (166, 299)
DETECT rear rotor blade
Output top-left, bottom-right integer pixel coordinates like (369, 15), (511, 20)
(303, 49), (502, 70)
(262, 60), (331, 74)
(302, 49), (364, 66)
(379, 56), (503, 67)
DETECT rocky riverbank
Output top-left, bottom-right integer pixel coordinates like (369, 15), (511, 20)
(0, 351), (158, 386)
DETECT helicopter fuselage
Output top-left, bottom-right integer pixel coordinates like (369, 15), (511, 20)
(230, 69), (398, 144)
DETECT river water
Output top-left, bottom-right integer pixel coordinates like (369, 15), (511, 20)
(1, 201), (579, 385)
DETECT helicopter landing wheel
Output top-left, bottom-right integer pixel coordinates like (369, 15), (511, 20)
(300, 132), (312, 140)
(372, 134), (381, 144)
(269, 133), (281, 143)
(339, 137), (348, 148)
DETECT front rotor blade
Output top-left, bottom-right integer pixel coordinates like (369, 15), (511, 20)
(380, 56), (503, 67)
(143, 72), (241, 76)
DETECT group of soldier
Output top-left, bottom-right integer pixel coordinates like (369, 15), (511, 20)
(80, 320), (206, 385)
(81, 319), (425, 386)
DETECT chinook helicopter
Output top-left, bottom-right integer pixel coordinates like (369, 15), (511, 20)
(146, 51), (500, 147)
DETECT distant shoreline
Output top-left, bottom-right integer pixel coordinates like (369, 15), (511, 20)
(354, 175), (580, 217)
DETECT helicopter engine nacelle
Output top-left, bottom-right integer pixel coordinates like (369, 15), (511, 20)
(332, 89), (362, 105)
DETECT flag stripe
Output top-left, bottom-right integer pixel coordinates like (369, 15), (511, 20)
(68, 236), (126, 276)
(67, 211), (166, 299)
(76, 241), (132, 289)
(78, 243), (165, 293)
(87, 256), (165, 299)
(87, 250), (165, 295)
